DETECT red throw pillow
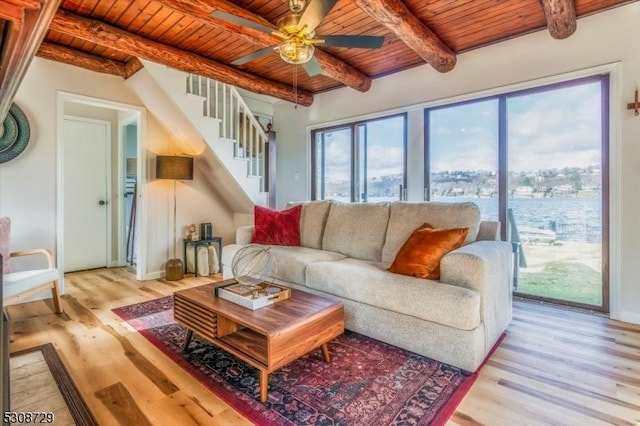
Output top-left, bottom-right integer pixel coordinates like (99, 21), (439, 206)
(387, 223), (468, 280)
(251, 205), (302, 246)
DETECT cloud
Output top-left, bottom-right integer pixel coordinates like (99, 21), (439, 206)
(430, 81), (602, 172)
(507, 83), (601, 170)
(367, 145), (404, 176)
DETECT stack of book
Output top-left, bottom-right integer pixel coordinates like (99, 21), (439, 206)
(215, 281), (290, 310)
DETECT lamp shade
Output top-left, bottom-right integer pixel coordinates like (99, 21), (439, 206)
(156, 155), (193, 180)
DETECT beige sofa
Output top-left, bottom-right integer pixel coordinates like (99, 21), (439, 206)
(222, 201), (512, 372)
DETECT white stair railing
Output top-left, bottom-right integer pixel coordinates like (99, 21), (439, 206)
(186, 74), (268, 184)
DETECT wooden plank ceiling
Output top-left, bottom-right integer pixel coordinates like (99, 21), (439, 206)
(7, 0), (636, 105)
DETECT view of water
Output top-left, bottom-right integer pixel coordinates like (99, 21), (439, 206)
(330, 196), (602, 239)
(437, 196), (601, 229)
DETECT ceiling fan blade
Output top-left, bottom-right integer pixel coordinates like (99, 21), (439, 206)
(211, 10), (274, 34)
(303, 56), (323, 76)
(298, 0), (338, 33)
(231, 47), (275, 66)
(321, 35), (385, 49)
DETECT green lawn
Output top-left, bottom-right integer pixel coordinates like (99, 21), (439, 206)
(518, 261), (602, 305)
(515, 241), (602, 306)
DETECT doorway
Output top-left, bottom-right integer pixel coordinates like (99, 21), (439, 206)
(56, 92), (146, 285)
(121, 120), (138, 267)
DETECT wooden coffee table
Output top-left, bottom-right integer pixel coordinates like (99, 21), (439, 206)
(173, 279), (344, 402)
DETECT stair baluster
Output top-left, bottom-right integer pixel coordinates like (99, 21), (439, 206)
(186, 74), (269, 190)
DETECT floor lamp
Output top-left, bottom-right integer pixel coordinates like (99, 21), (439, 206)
(156, 155), (194, 280)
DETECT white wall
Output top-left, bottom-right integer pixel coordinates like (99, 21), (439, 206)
(274, 3), (640, 323)
(0, 57), (236, 282)
(0, 59), (145, 275)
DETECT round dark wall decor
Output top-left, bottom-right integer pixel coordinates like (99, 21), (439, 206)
(0, 103), (31, 164)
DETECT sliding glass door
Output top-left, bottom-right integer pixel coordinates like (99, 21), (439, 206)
(507, 79), (606, 308)
(426, 76), (608, 310)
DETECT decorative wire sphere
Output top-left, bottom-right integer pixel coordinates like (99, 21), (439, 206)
(231, 245), (275, 286)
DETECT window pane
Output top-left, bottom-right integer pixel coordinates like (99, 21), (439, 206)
(427, 99), (499, 220)
(364, 116), (405, 202)
(315, 127), (352, 202)
(507, 81), (603, 306)
(313, 115), (406, 203)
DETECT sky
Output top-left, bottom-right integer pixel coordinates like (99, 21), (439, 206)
(320, 115), (405, 182)
(430, 80), (602, 173)
(318, 79), (603, 182)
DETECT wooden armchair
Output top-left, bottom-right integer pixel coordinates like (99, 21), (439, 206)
(3, 248), (63, 314)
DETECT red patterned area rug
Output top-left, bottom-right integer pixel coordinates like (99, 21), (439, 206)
(114, 296), (501, 426)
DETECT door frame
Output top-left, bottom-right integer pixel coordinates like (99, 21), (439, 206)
(56, 91), (148, 289)
(118, 114), (138, 267)
(62, 115), (112, 271)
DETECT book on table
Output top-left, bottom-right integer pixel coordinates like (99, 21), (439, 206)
(215, 282), (291, 310)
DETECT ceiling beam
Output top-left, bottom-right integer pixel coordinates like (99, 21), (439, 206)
(0, 0), (41, 22)
(351, 0), (456, 73)
(37, 41), (128, 77)
(49, 9), (314, 106)
(0, 0), (61, 120)
(540, 0), (577, 39)
(124, 58), (144, 79)
(157, 0), (372, 92)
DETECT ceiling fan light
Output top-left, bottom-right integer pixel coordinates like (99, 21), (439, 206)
(288, 0), (306, 13)
(278, 40), (314, 64)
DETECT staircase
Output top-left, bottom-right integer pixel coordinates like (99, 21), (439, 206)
(185, 74), (269, 184)
(131, 60), (270, 209)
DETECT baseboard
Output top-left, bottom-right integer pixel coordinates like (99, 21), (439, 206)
(618, 311), (640, 325)
(143, 270), (164, 280)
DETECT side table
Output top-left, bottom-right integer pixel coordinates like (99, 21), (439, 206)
(183, 237), (223, 277)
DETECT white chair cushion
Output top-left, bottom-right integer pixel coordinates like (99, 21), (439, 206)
(3, 268), (59, 299)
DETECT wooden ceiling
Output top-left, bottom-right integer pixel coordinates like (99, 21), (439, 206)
(1, 0), (637, 106)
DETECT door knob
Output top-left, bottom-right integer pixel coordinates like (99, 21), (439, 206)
(99, 200), (107, 206)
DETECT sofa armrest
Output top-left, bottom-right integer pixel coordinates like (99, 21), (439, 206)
(440, 240), (513, 351)
(441, 240), (512, 292)
(236, 226), (254, 245)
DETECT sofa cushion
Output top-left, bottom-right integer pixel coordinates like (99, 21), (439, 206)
(251, 205), (302, 246)
(221, 243), (346, 286)
(306, 258), (481, 330)
(387, 224), (468, 279)
(267, 246), (346, 285)
(286, 200), (333, 249)
(322, 202), (390, 262)
(381, 202), (481, 264)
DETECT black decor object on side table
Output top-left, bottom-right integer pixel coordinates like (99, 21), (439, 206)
(200, 223), (212, 240)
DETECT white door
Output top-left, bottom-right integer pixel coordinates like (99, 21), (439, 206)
(63, 117), (110, 272)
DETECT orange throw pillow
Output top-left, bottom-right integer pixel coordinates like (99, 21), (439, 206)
(387, 223), (468, 280)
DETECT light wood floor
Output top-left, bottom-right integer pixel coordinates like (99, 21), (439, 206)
(6, 268), (640, 425)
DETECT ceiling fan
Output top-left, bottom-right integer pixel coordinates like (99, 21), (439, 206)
(211, 0), (385, 76)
